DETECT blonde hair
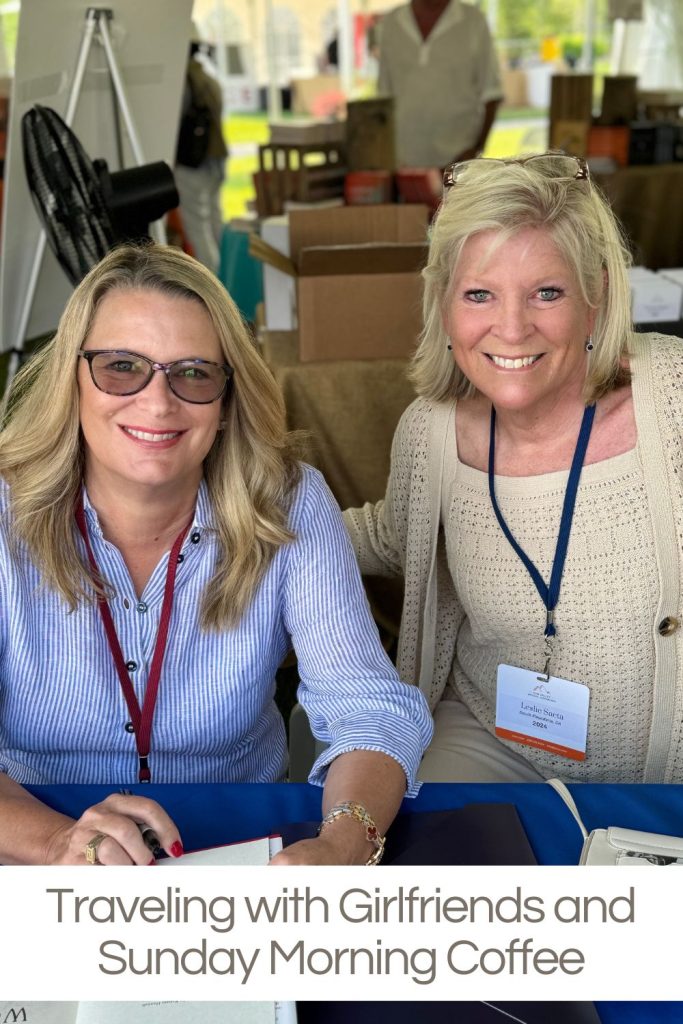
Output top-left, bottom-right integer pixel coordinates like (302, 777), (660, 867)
(411, 155), (634, 403)
(0, 243), (300, 629)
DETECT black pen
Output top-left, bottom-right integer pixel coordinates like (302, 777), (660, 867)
(119, 788), (163, 858)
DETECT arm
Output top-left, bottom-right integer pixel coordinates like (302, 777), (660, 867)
(0, 772), (183, 865)
(271, 750), (406, 865)
(0, 523), (184, 865)
(474, 98), (501, 156)
(277, 468), (433, 865)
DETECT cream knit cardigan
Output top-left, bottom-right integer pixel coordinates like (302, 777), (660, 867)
(344, 332), (683, 782)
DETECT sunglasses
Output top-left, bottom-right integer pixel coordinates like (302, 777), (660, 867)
(443, 153), (590, 191)
(79, 349), (234, 404)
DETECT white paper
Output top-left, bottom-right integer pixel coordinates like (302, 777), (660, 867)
(156, 836), (280, 867)
(0, 1003), (277, 1024)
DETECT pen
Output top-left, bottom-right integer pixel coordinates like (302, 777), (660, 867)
(119, 788), (163, 858)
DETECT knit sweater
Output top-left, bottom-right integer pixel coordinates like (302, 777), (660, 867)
(344, 332), (683, 782)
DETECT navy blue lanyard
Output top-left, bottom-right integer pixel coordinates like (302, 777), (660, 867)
(488, 403), (596, 638)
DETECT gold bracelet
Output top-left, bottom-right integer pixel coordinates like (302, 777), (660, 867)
(318, 801), (386, 865)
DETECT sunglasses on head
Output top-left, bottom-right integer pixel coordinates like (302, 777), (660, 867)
(442, 153), (590, 191)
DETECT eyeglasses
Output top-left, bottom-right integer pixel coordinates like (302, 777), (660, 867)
(443, 153), (590, 191)
(79, 349), (234, 404)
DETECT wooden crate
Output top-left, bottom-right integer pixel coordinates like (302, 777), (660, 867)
(549, 74), (593, 150)
(254, 142), (347, 216)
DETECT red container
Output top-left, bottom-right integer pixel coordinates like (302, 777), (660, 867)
(587, 125), (630, 167)
(395, 168), (442, 214)
(344, 170), (393, 205)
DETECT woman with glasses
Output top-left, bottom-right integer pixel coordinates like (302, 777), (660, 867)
(0, 243), (431, 864)
(345, 152), (682, 783)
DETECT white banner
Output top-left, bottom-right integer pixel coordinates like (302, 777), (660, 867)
(0, 865), (679, 1000)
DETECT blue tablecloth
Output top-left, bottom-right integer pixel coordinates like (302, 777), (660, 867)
(28, 781), (683, 867)
(27, 781), (683, 1022)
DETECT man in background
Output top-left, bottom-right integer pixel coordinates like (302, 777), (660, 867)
(175, 30), (228, 274)
(378, 0), (503, 169)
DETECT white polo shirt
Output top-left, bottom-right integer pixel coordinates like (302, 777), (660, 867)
(378, 0), (503, 168)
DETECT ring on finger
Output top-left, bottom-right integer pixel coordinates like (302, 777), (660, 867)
(84, 832), (108, 865)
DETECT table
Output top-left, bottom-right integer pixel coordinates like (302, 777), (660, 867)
(27, 781), (683, 1024)
(594, 163), (683, 269)
(261, 330), (413, 511)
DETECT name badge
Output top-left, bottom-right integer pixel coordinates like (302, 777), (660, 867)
(495, 664), (590, 761)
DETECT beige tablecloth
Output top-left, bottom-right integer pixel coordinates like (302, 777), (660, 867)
(261, 330), (415, 635)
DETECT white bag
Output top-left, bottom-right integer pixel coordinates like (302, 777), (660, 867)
(548, 778), (683, 866)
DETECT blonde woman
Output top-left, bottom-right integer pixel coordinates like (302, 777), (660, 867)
(345, 153), (683, 783)
(0, 243), (431, 865)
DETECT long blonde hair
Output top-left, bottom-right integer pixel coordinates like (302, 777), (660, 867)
(412, 155), (634, 403)
(0, 243), (300, 629)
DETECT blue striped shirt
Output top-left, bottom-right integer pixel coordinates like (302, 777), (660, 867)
(0, 466), (431, 793)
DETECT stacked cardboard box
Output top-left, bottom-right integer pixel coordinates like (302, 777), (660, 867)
(629, 267), (683, 322)
(253, 204), (429, 361)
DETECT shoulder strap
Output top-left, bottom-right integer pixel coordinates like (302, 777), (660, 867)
(547, 778), (589, 840)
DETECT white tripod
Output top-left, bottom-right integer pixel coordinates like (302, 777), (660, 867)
(7, 5), (167, 385)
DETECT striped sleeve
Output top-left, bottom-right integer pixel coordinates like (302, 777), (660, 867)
(282, 467), (433, 795)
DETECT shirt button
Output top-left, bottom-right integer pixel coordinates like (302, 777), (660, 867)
(124, 722), (135, 733)
(190, 531), (201, 544)
(126, 660), (138, 672)
(177, 553), (185, 563)
(658, 616), (679, 636)
(136, 601), (148, 614)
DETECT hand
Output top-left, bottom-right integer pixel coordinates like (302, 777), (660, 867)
(43, 792), (183, 865)
(270, 835), (367, 866)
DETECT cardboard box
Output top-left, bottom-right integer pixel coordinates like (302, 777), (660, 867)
(296, 241), (427, 361)
(290, 75), (341, 116)
(291, 205), (428, 362)
(628, 267), (683, 322)
(657, 269), (683, 318)
(658, 268), (683, 287)
(252, 205), (429, 361)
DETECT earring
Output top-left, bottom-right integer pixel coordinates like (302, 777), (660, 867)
(585, 335), (594, 352)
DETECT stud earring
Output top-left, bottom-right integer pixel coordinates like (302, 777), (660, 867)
(585, 335), (594, 352)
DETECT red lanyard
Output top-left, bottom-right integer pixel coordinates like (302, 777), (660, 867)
(75, 498), (191, 782)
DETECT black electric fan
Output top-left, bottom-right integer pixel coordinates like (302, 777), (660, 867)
(22, 104), (179, 286)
